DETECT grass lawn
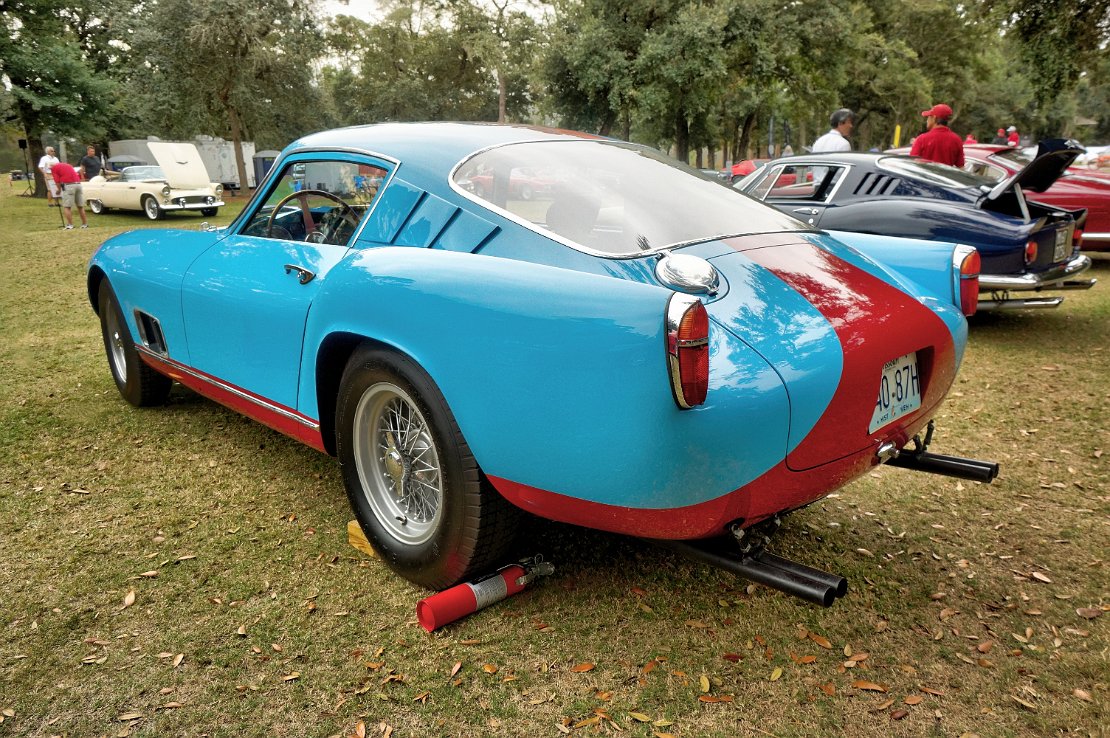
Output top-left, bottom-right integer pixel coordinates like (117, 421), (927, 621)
(0, 183), (1106, 737)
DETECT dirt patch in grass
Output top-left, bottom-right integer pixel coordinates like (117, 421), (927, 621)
(1, 187), (1105, 736)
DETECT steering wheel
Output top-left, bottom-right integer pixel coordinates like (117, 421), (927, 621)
(265, 189), (360, 244)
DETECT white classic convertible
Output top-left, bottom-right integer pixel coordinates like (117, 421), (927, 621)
(84, 142), (225, 220)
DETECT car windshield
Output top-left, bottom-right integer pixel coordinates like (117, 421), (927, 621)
(453, 140), (805, 256)
(121, 166), (166, 182)
(877, 156), (990, 188)
(992, 148), (1034, 167)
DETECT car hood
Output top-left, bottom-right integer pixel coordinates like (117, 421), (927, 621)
(987, 139), (1084, 198)
(148, 142), (213, 189)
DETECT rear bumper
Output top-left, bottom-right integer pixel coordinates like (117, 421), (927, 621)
(979, 254), (1094, 292)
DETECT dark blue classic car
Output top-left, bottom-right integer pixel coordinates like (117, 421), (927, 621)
(737, 142), (1095, 310)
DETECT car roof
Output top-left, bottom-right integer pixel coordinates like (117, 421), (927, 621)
(290, 122), (598, 166)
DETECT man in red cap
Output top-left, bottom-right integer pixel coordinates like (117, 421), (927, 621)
(910, 103), (964, 167)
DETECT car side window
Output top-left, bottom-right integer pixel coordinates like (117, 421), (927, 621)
(750, 165), (842, 201)
(241, 159), (387, 246)
(964, 161), (1006, 183)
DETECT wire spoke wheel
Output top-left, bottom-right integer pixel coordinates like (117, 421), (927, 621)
(352, 382), (444, 546)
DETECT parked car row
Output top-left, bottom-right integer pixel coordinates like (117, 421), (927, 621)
(88, 122), (999, 606)
(735, 139), (1100, 311)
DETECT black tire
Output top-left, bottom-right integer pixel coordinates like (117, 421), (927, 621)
(200, 207), (217, 217)
(335, 346), (519, 589)
(97, 280), (172, 407)
(142, 196), (162, 220)
(88, 199), (105, 214)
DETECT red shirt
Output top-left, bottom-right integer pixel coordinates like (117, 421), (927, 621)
(910, 125), (965, 167)
(52, 161), (81, 185)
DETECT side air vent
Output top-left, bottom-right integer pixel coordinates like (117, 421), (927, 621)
(854, 173), (900, 197)
(134, 311), (168, 355)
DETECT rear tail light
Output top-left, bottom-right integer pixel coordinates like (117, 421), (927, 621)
(665, 293), (709, 408)
(1024, 239), (1038, 264)
(1074, 228), (1084, 250)
(953, 245), (980, 317)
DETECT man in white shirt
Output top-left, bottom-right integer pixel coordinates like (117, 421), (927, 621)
(812, 109), (855, 153)
(38, 146), (60, 206)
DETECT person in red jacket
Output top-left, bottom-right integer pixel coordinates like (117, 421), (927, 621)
(910, 103), (964, 167)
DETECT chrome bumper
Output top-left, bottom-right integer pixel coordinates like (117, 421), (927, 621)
(160, 198), (226, 212)
(979, 254), (1095, 292)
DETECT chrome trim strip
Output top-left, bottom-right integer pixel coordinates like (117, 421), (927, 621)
(134, 346), (320, 430)
(977, 296), (1065, 311)
(1080, 231), (1110, 241)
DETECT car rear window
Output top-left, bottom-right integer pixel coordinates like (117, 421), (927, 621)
(877, 156), (988, 189)
(452, 140), (805, 256)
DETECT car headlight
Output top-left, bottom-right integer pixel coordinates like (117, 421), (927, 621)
(161, 185), (171, 198)
(214, 184), (223, 198)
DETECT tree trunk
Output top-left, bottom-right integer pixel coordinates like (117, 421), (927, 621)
(228, 105), (250, 196)
(737, 112), (756, 160)
(497, 69), (507, 123)
(674, 108), (690, 163)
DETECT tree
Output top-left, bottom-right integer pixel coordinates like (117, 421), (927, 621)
(320, 1), (501, 124)
(983, 0), (1110, 135)
(0, 0), (116, 196)
(134, 0), (325, 191)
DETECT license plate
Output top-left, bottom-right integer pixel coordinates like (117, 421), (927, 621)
(1054, 228), (1069, 261)
(870, 352), (922, 433)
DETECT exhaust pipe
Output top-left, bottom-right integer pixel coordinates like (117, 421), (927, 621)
(886, 450), (999, 482)
(652, 539), (848, 607)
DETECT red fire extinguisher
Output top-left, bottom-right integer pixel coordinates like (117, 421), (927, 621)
(416, 556), (554, 632)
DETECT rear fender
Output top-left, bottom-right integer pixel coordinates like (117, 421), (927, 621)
(824, 230), (961, 306)
(301, 247), (791, 510)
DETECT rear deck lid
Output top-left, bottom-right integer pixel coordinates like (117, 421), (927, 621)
(702, 233), (959, 470)
(987, 139), (1084, 198)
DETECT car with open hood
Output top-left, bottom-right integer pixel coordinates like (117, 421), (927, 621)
(738, 140), (1096, 311)
(87, 123), (996, 606)
(83, 142), (225, 220)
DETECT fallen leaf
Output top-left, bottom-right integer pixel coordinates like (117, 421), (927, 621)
(353, 721), (366, 738)
(412, 691), (430, 703)
(159, 702), (184, 710)
(122, 590), (136, 609)
(808, 633), (833, 649)
(891, 709), (909, 720)
(117, 712), (143, 722)
(871, 698), (895, 712)
(1073, 689), (1093, 702)
(1075, 607), (1101, 620)
(172, 654), (184, 669)
(482, 664), (498, 674)
(282, 672), (300, 682)
(236, 625), (247, 637)
(629, 713), (652, 723)
(819, 683), (835, 696)
(699, 675), (710, 692)
(904, 695), (924, 705)
(571, 663), (595, 673)
(1011, 695), (1036, 711)
(722, 653), (742, 663)
(1031, 572), (1052, 583)
(853, 680), (888, 692)
(770, 667), (783, 681)
(450, 661), (462, 678)
(976, 641), (994, 653)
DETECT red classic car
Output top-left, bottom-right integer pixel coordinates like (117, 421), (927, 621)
(959, 145), (1109, 252)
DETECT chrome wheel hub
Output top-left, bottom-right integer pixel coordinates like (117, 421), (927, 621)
(351, 382), (443, 546)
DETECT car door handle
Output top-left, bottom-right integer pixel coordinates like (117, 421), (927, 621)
(792, 207), (819, 216)
(283, 264), (316, 285)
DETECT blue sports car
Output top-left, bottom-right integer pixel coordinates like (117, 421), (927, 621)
(89, 123), (995, 605)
